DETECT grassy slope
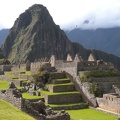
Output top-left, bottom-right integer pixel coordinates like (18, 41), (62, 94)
(22, 92), (43, 100)
(67, 109), (117, 120)
(0, 81), (10, 90)
(0, 99), (35, 120)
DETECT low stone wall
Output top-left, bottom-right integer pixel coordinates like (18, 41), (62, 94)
(19, 74), (32, 81)
(0, 65), (12, 71)
(52, 103), (88, 110)
(0, 75), (12, 81)
(50, 72), (66, 79)
(47, 85), (75, 92)
(0, 88), (23, 109)
(43, 93), (81, 104)
(11, 64), (27, 71)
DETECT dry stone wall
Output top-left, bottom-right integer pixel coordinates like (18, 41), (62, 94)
(43, 93), (81, 104)
(47, 84), (75, 92)
(97, 93), (120, 115)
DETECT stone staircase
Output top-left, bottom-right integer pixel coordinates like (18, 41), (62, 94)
(40, 72), (88, 110)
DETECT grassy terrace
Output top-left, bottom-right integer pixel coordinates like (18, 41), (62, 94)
(46, 82), (73, 86)
(40, 90), (79, 95)
(0, 99), (35, 120)
(0, 81), (10, 90)
(47, 102), (85, 107)
(22, 92), (44, 100)
(5, 73), (18, 79)
(67, 109), (117, 120)
(52, 78), (69, 80)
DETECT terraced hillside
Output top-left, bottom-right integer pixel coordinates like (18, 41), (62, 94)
(0, 69), (118, 120)
(0, 69), (87, 110)
(40, 72), (88, 110)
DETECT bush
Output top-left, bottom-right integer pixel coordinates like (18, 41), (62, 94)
(0, 59), (10, 65)
(32, 65), (50, 84)
(83, 70), (120, 78)
(89, 82), (102, 97)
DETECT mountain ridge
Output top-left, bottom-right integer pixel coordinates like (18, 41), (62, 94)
(65, 27), (120, 56)
(1, 4), (120, 69)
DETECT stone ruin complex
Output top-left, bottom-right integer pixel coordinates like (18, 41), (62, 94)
(0, 82), (70, 120)
(0, 53), (120, 118)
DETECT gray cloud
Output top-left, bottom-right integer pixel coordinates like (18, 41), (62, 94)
(0, 0), (120, 30)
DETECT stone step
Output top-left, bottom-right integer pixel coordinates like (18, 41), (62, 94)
(51, 78), (71, 84)
(49, 102), (88, 110)
(19, 74), (32, 80)
(50, 72), (66, 79)
(46, 83), (75, 92)
(41, 90), (81, 104)
(4, 71), (12, 75)
(11, 71), (26, 76)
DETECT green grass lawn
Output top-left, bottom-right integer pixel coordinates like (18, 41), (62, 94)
(46, 82), (73, 86)
(40, 90), (79, 95)
(67, 109), (117, 120)
(0, 99), (35, 120)
(52, 78), (69, 80)
(0, 80), (10, 90)
(48, 102), (86, 107)
(6, 73), (18, 79)
(22, 92), (44, 100)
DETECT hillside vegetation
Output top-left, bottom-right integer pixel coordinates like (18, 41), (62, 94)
(0, 99), (35, 120)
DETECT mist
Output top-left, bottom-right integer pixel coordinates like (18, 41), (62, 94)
(0, 0), (120, 30)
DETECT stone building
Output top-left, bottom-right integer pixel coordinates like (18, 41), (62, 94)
(97, 93), (120, 114)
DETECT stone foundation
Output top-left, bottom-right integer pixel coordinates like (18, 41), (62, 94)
(47, 84), (75, 92)
(97, 93), (120, 115)
(43, 93), (81, 104)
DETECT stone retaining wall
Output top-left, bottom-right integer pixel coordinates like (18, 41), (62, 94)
(47, 85), (75, 92)
(0, 88), (23, 109)
(52, 103), (88, 110)
(43, 93), (81, 104)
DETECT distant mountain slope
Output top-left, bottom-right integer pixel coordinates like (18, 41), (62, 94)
(0, 29), (9, 46)
(1, 4), (120, 69)
(65, 28), (120, 56)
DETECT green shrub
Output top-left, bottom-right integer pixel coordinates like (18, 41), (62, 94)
(32, 65), (50, 84)
(89, 82), (102, 97)
(83, 70), (120, 78)
(0, 59), (10, 65)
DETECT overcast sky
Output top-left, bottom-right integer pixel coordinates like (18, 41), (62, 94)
(0, 0), (120, 30)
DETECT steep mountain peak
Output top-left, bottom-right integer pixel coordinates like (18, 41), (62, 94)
(1, 4), (74, 62)
(13, 4), (54, 31)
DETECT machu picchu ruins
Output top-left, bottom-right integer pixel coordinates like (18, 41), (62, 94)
(0, 53), (120, 120)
